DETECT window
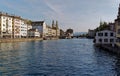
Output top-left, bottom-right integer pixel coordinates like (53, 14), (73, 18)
(98, 33), (100, 36)
(101, 33), (103, 36)
(9, 18), (11, 20)
(3, 28), (6, 32)
(3, 24), (5, 26)
(110, 33), (113, 36)
(3, 16), (5, 19)
(98, 33), (103, 36)
(118, 21), (120, 25)
(110, 39), (114, 42)
(105, 33), (108, 36)
(99, 39), (102, 42)
(118, 29), (120, 34)
(104, 39), (108, 42)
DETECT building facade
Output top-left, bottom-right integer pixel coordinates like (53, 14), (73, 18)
(20, 20), (27, 38)
(28, 29), (40, 37)
(32, 21), (47, 37)
(0, 12), (29, 38)
(88, 29), (95, 38)
(27, 24), (32, 30)
(115, 4), (120, 46)
(32, 20), (60, 38)
(0, 12), (13, 38)
(12, 16), (22, 38)
(95, 30), (116, 47)
(108, 23), (115, 31)
(46, 26), (52, 37)
(52, 20), (60, 37)
(0, 12), (61, 39)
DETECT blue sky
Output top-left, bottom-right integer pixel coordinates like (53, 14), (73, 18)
(0, 0), (120, 32)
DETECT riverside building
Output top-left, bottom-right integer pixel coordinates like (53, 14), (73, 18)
(115, 4), (120, 46)
(32, 20), (60, 38)
(20, 19), (27, 38)
(88, 29), (95, 38)
(0, 12), (13, 38)
(28, 28), (40, 38)
(0, 12), (29, 38)
(52, 20), (60, 38)
(12, 16), (28, 38)
(32, 21), (47, 37)
(46, 25), (52, 37)
(95, 30), (116, 47)
(0, 11), (61, 39)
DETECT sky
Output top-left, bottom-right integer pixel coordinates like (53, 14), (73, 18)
(0, 0), (120, 32)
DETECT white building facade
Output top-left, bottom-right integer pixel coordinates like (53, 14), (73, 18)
(28, 29), (40, 37)
(27, 24), (32, 30)
(95, 30), (116, 47)
(32, 21), (47, 37)
(0, 13), (13, 38)
(0, 13), (29, 38)
(20, 20), (27, 38)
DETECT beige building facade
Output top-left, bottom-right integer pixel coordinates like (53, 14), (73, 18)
(115, 4), (120, 46)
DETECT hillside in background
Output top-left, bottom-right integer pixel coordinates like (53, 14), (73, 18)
(73, 32), (87, 36)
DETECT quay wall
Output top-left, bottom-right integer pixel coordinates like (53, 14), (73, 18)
(0, 37), (59, 43)
(94, 44), (120, 55)
(0, 38), (43, 43)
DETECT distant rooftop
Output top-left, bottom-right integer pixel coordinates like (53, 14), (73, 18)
(32, 21), (44, 23)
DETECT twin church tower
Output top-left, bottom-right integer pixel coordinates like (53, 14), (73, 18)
(52, 20), (58, 29)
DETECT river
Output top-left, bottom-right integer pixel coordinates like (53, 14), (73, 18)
(0, 39), (119, 76)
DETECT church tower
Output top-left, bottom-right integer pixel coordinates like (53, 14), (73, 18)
(52, 20), (55, 28)
(55, 20), (59, 37)
(56, 20), (58, 29)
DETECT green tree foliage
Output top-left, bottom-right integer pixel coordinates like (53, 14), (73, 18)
(26, 20), (32, 25)
(95, 21), (110, 32)
(66, 29), (73, 34)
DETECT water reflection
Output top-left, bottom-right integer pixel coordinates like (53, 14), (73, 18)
(0, 43), (21, 75)
(115, 56), (120, 76)
(0, 43), (20, 51)
(0, 39), (120, 76)
(93, 46), (117, 76)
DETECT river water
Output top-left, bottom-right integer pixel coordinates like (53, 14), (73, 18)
(0, 39), (120, 76)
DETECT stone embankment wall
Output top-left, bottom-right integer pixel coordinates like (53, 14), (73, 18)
(94, 44), (120, 55)
(0, 38), (43, 43)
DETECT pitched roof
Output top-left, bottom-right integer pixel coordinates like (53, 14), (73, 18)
(32, 21), (45, 26)
(32, 21), (44, 23)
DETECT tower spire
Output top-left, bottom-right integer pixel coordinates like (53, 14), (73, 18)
(56, 20), (58, 29)
(52, 20), (54, 28)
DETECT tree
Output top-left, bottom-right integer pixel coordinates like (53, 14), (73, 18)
(95, 21), (110, 32)
(66, 28), (73, 34)
(26, 20), (32, 25)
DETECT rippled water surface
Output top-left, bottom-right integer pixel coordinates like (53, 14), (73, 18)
(0, 39), (120, 76)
